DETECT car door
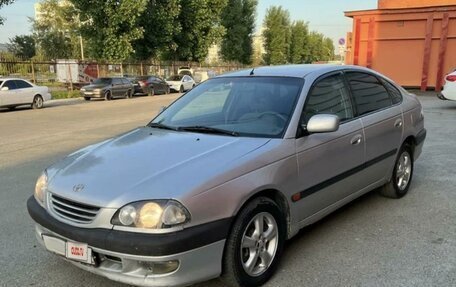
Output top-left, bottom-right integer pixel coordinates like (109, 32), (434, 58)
(294, 72), (366, 220)
(122, 78), (131, 96)
(112, 78), (122, 97)
(0, 80), (19, 106)
(150, 77), (160, 93)
(14, 80), (34, 104)
(345, 71), (403, 185)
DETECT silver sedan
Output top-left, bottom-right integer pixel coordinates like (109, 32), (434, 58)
(27, 65), (426, 287)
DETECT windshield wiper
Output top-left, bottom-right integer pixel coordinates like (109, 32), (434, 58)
(148, 122), (179, 131)
(178, 126), (239, 137)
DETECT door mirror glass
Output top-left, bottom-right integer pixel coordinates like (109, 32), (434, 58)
(1, 86), (9, 91)
(305, 114), (340, 134)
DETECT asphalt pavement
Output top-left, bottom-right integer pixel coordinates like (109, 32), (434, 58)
(0, 92), (454, 287)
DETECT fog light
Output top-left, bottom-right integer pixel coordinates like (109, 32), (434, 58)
(141, 260), (179, 274)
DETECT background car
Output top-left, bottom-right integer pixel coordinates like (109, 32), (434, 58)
(166, 75), (195, 93)
(0, 78), (51, 110)
(129, 75), (170, 96)
(193, 69), (216, 84)
(439, 68), (456, 101)
(80, 77), (133, 101)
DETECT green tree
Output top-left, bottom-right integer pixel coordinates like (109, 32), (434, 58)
(262, 6), (291, 65)
(70, 0), (148, 61)
(171, 0), (227, 62)
(133, 0), (181, 61)
(289, 20), (309, 64)
(221, 0), (257, 65)
(7, 35), (36, 59)
(32, 0), (81, 59)
(0, 0), (14, 25)
(323, 37), (335, 61)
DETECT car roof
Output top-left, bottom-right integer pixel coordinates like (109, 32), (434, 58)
(218, 64), (375, 79)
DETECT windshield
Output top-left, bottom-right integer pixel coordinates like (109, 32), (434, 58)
(93, 78), (112, 85)
(168, 75), (183, 81)
(151, 77), (303, 138)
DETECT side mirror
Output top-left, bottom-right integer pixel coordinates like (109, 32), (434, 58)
(1, 86), (9, 91)
(305, 114), (340, 134)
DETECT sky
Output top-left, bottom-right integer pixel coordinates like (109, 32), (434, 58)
(0, 0), (378, 45)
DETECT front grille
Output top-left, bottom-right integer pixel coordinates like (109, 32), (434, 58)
(49, 194), (100, 224)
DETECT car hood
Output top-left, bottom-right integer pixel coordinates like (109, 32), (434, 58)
(47, 127), (271, 208)
(82, 84), (108, 90)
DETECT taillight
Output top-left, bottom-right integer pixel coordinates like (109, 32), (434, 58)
(446, 75), (456, 82)
(139, 80), (149, 86)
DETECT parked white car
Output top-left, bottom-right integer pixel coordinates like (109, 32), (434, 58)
(439, 69), (456, 101)
(166, 75), (196, 93)
(0, 78), (51, 110)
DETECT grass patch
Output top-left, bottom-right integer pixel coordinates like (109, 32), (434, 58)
(51, 90), (81, 99)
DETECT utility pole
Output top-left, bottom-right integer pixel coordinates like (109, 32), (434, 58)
(79, 35), (84, 60)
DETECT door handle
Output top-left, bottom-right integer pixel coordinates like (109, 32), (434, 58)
(350, 134), (363, 145)
(394, 119), (403, 128)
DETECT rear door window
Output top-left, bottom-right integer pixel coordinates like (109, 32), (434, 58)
(303, 73), (354, 124)
(14, 80), (33, 89)
(345, 72), (393, 116)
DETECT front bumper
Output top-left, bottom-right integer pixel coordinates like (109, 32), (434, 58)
(27, 197), (230, 286)
(80, 91), (103, 98)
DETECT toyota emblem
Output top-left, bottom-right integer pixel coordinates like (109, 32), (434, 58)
(73, 184), (85, 192)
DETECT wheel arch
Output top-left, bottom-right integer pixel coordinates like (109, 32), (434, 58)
(232, 189), (291, 239)
(402, 135), (416, 158)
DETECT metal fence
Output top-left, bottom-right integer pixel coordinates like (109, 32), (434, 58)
(0, 56), (244, 90)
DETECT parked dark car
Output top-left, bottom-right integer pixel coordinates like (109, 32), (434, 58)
(129, 76), (170, 96)
(80, 77), (134, 101)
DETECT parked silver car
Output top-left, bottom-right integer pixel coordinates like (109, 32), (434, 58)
(28, 65), (426, 287)
(0, 78), (51, 110)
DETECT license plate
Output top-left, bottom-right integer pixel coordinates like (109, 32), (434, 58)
(66, 241), (89, 262)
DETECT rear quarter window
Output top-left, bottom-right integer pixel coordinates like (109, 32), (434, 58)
(346, 72), (393, 116)
(380, 78), (402, 104)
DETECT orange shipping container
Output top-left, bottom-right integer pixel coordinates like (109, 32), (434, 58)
(345, 0), (456, 91)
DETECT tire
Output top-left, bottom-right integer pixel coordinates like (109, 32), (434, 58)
(126, 89), (133, 99)
(32, 95), (44, 109)
(148, 88), (155, 97)
(220, 197), (286, 287)
(84, 97), (91, 101)
(379, 144), (414, 199)
(104, 91), (112, 101)
(179, 85), (184, 93)
(166, 86), (170, 94)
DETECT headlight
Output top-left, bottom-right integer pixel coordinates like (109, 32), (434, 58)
(112, 200), (190, 229)
(80, 88), (86, 92)
(34, 171), (48, 205)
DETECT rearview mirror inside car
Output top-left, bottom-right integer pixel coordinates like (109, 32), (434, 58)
(305, 114), (340, 134)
